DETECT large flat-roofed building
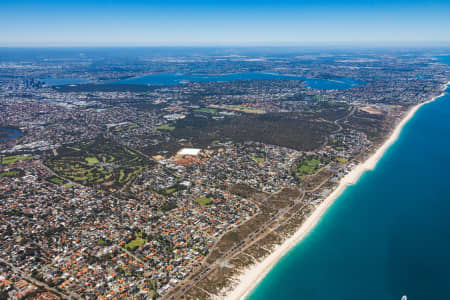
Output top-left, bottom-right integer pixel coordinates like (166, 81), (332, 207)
(177, 148), (201, 156)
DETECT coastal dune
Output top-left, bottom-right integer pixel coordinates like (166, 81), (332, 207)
(223, 83), (449, 300)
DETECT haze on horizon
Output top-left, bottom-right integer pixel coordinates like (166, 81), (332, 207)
(1, 0), (450, 47)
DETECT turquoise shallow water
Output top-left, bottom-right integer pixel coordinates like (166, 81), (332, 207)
(249, 90), (450, 300)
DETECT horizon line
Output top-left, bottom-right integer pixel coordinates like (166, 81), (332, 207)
(1, 41), (450, 49)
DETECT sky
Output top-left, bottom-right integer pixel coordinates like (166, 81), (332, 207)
(1, 0), (450, 46)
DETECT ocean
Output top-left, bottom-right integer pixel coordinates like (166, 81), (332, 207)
(109, 72), (364, 90)
(437, 55), (450, 67)
(248, 89), (450, 300)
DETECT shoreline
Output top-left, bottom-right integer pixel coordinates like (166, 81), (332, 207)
(223, 82), (449, 300)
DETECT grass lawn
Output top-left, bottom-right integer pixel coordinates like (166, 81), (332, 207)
(67, 146), (81, 151)
(195, 197), (213, 206)
(211, 140), (220, 146)
(155, 124), (175, 131)
(113, 123), (141, 132)
(229, 105), (264, 114)
(119, 170), (125, 182)
(48, 176), (64, 185)
(125, 237), (146, 251)
(194, 108), (217, 114)
(71, 176), (88, 181)
(297, 158), (321, 175)
(85, 156), (100, 163)
(2, 155), (34, 165)
(251, 154), (265, 163)
(164, 187), (176, 194)
(336, 157), (348, 163)
(45, 138), (150, 190)
(0, 169), (23, 178)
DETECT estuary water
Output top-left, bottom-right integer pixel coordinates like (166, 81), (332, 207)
(248, 90), (450, 300)
(38, 78), (89, 86)
(0, 126), (22, 142)
(110, 72), (364, 90)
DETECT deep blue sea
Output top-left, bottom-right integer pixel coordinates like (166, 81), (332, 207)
(249, 89), (450, 300)
(0, 126), (22, 142)
(110, 72), (364, 90)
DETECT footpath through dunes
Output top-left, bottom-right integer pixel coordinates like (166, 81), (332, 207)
(246, 85), (450, 300)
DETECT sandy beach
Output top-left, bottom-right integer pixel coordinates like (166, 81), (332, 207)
(223, 82), (449, 300)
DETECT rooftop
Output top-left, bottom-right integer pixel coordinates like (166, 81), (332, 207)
(177, 148), (201, 156)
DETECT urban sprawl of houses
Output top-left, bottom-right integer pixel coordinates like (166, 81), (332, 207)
(0, 49), (449, 299)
